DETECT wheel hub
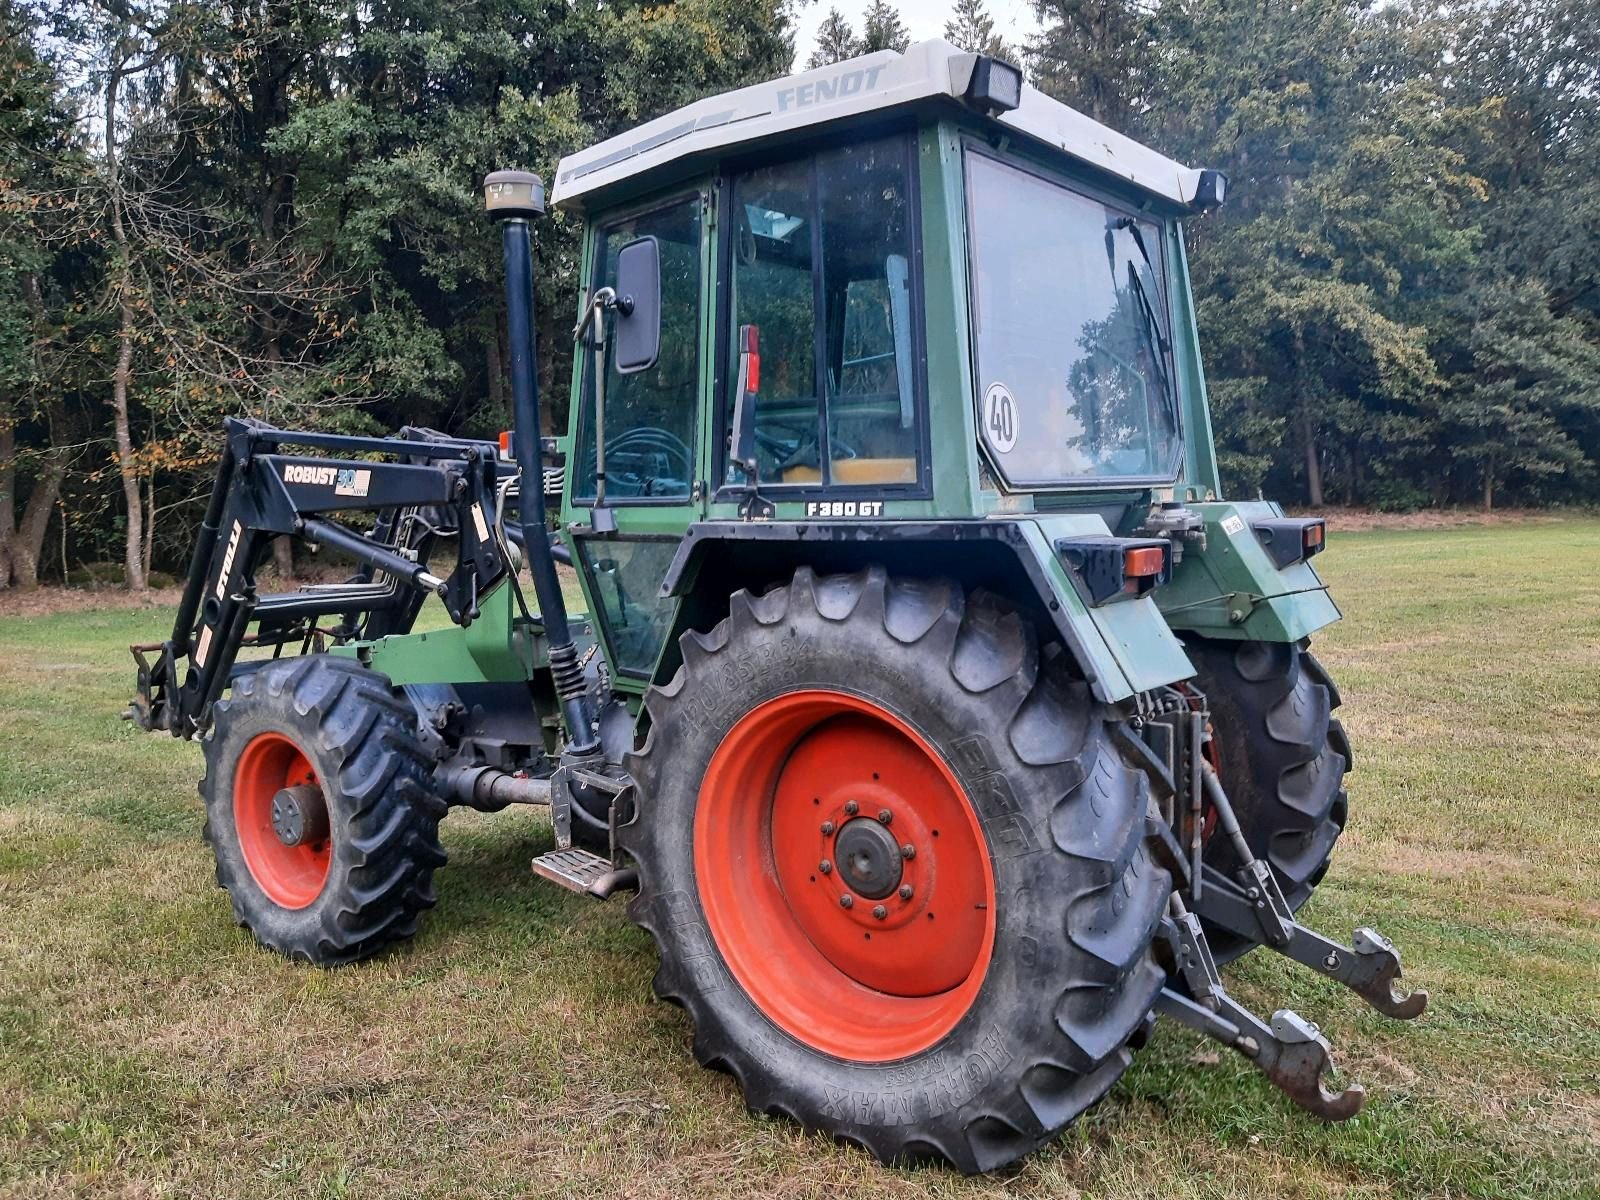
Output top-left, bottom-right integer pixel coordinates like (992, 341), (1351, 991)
(233, 731), (332, 909)
(270, 785), (328, 848)
(833, 816), (902, 899)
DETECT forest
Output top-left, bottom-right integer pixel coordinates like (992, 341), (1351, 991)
(1, 0), (1596, 589)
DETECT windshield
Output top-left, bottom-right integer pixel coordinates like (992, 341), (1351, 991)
(965, 151), (1181, 487)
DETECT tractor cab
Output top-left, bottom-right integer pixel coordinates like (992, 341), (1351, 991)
(549, 40), (1240, 697)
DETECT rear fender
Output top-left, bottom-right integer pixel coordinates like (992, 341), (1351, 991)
(1156, 501), (1341, 642)
(658, 518), (1195, 704)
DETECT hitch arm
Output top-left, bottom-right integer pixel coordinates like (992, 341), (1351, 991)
(1195, 871), (1428, 1021)
(1195, 759), (1426, 1021)
(1155, 986), (1367, 1121)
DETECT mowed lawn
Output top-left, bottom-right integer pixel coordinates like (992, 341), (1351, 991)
(1, 519), (1597, 1200)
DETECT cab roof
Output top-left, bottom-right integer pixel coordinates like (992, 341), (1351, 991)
(551, 39), (1206, 213)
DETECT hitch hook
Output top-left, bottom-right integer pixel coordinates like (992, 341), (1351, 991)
(1196, 759), (1428, 1023)
(1256, 1009), (1368, 1122)
(1155, 987), (1366, 1122)
(1343, 927), (1429, 1021)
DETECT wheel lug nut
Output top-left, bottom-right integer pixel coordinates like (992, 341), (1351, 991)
(844, 800), (859, 816)
(899, 884), (914, 900)
(821, 820), (835, 835)
(872, 905), (888, 920)
(819, 859), (832, 875)
(900, 843), (915, 860)
(839, 894), (854, 909)
(876, 808), (892, 825)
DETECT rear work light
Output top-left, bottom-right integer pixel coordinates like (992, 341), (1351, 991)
(1055, 536), (1173, 607)
(1251, 517), (1327, 570)
(961, 55), (1023, 115)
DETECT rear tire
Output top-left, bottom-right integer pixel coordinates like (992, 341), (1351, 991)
(621, 568), (1169, 1172)
(1182, 637), (1349, 962)
(201, 656), (448, 965)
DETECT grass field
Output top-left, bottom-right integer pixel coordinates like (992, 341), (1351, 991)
(1, 519), (1597, 1199)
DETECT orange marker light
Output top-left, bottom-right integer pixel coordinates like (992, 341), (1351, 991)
(1124, 546), (1167, 578)
(1304, 523), (1325, 551)
(498, 430), (512, 458)
(742, 325), (761, 395)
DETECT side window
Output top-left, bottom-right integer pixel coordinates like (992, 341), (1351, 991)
(576, 539), (679, 677)
(725, 135), (920, 488)
(574, 197), (702, 501)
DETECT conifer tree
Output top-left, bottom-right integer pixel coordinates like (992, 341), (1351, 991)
(810, 7), (863, 66)
(945, 0), (1012, 61)
(861, 0), (911, 53)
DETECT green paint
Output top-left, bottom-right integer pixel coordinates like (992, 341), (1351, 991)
(1024, 517), (1197, 697)
(1157, 501), (1341, 641)
(329, 582), (598, 686)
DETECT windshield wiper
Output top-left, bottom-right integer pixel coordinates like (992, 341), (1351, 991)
(1116, 219), (1178, 427)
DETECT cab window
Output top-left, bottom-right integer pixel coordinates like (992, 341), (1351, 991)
(573, 197), (702, 501)
(724, 134), (922, 489)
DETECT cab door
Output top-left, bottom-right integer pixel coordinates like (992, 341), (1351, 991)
(564, 189), (709, 693)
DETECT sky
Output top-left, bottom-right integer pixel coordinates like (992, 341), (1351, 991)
(790, 0), (1043, 71)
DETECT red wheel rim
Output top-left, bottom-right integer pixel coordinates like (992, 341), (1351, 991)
(233, 732), (331, 909)
(695, 690), (996, 1061)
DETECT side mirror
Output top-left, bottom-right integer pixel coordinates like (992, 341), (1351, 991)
(613, 236), (661, 374)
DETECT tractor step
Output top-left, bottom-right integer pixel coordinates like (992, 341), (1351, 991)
(531, 847), (632, 898)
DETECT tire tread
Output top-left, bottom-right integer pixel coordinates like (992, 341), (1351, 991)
(200, 656), (446, 966)
(623, 568), (1167, 1171)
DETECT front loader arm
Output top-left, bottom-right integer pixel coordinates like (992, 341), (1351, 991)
(129, 417), (513, 739)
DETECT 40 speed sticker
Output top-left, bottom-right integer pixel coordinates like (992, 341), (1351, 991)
(983, 382), (1018, 454)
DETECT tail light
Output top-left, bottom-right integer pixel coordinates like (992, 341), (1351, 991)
(1055, 536), (1173, 606)
(1252, 518), (1326, 570)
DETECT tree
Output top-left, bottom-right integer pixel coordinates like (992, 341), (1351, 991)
(860, 0), (910, 53)
(1026, 0), (1148, 128)
(0, 0), (80, 588)
(4, 0), (796, 587)
(944, 0), (1013, 61)
(810, 8), (863, 66)
(1403, 0), (1600, 505)
(1436, 283), (1600, 510)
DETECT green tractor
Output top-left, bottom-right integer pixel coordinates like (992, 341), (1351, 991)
(129, 40), (1425, 1172)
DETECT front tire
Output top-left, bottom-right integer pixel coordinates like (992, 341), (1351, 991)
(621, 568), (1169, 1172)
(201, 656), (448, 965)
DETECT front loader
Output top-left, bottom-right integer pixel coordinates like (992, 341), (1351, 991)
(128, 40), (1425, 1172)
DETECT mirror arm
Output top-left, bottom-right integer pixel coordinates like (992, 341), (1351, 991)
(572, 285), (617, 341)
(592, 309), (608, 512)
(575, 287), (619, 518)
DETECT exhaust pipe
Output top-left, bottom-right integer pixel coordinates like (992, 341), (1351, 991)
(484, 170), (599, 756)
